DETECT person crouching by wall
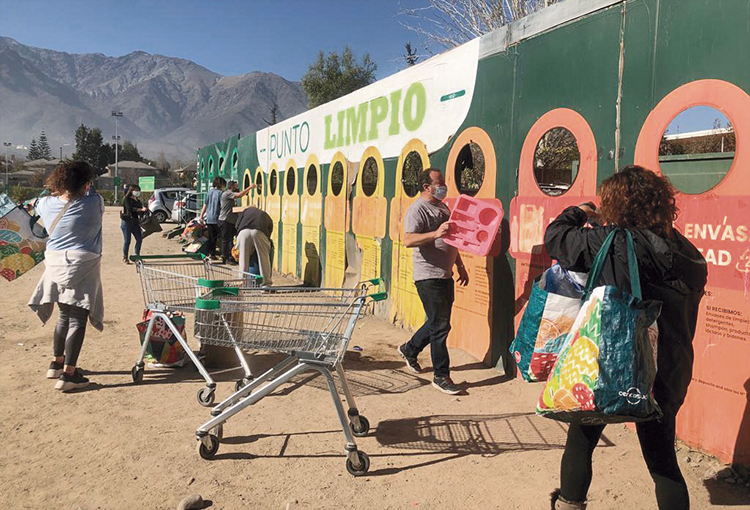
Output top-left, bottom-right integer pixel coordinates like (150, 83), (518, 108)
(28, 161), (105, 392)
(120, 185), (148, 264)
(219, 180), (255, 265)
(235, 205), (274, 286)
(199, 177), (226, 260)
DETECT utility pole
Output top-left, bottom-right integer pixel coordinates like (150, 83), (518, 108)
(112, 111), (123, 202)
(3, 142), (11, 189)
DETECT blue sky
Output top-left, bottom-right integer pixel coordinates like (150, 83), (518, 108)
(0, 0), (728, 135)
(0, 0), (436, 80)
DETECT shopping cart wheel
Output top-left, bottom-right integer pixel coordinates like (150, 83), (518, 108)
(349, 415), (370, 437)
(196, 434), (220, 459)
(197, 387), (215, 407)
(234, 377), (253, 393)
(345, 451), (370, 477)
(131, 365), (144, 384)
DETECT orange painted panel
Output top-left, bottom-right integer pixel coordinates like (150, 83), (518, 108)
(444, 127), (498, 364)
(634, 79), (750, 465)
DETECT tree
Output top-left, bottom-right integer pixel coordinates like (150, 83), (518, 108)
(120, 140), (143, 162)
(399, 0), (558, 49)
(27, 138), (40, 161)
(301, 46), (377, 108)
(72, 124), (107, 172)
(38, 131), (52, 160)
(263, 101), (280, 126)
(404, 42), (419, 66)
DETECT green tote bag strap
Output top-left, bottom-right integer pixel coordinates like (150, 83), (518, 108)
(584, 228), (643, 300)
(624, 229), (642, 300)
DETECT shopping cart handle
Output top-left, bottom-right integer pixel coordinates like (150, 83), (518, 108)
(195, 298), (220, 310)
(129, 253), (203, 262)
(369, 291), (388, 302)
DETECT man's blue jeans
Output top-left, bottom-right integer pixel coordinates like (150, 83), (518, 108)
(401, 278), (454, 378)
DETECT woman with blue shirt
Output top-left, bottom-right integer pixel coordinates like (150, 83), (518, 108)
(28, 161), (105, 392)
(120, 185), (148, 264)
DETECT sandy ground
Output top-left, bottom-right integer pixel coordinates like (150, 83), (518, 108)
(0, 207), (748, 510)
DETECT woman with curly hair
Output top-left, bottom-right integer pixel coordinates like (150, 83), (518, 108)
(28, 161), (104, 392)
(544, 165), (707, 510)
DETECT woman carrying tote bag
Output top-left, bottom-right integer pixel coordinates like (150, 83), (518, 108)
(543, 166), (707, 510)
(28, 161), (104, 392)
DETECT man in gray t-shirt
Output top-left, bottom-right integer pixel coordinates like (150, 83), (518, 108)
(398, 168), (468, 395)
(218, 180), (254, 264)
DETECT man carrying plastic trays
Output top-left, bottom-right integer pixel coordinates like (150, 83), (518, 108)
(398, 167), (469, 395)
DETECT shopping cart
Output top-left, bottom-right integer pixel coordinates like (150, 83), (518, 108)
(193, 280), (387, 476)
(130, 254), (263, 406)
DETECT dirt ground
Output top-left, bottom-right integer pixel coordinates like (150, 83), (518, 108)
(1, 207), (748, 510)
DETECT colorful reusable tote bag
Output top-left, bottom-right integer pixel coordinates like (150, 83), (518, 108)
(510, 264), (588, 381)
(0, 193), (48, 281)
(537, 229), (663, 424)
(136, 309), (187, 367)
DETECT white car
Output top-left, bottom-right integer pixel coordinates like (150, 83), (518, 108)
(148, 187), (191, 222)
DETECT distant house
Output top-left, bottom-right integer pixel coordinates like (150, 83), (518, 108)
(7, 169), (41, 187)
(105, 160), (168, 188)
(12, 159), (63, 187)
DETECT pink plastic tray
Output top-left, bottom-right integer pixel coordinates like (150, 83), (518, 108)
(443, 195), (504, 256)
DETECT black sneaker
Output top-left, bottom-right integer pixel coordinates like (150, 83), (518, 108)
(55, 368), (90, 392)
(397, 344), (422, 373)
(47, 360), (64, 379)
(432, 376), (460, 395)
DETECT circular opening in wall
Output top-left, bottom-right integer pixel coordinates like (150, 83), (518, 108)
(270, 169), (277, 195)
(307, 164), (318, 195)
(533, 127), (580, 196)
(361, 156), (378, 197)
(659, 106), (735, 194)
(286, 167), (296, 195)
(255, 172), (263, 193)
(330, 161), (344, 197)
(402, 151), (422, 197)
(455, 142), (485, 196)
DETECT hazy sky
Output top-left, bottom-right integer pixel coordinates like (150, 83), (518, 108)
(0, 0), (437, 80)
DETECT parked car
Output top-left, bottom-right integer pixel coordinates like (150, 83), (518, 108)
(171, 191), (200, 224)
(148, 187), (191, 222)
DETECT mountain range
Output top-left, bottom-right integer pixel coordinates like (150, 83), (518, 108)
(0, 36), (308, 161)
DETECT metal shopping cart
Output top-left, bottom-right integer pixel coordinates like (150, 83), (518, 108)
(130, 254), (263, 406)
(192, 280), (387, 476)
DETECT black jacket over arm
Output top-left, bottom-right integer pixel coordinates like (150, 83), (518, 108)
(544, 206), (707, 416)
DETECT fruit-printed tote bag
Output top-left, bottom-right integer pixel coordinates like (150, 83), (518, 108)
(537, 229), (663, 424)
(510, 264), (587, 382)
(0, 193), (48, 281)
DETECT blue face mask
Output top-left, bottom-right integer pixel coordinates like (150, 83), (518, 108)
(431, 185), (448, 201)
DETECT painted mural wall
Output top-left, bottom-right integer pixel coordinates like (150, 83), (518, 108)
(198, 0), (749, 467)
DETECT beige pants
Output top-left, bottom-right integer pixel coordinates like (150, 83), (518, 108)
(237, 228), (273, 286)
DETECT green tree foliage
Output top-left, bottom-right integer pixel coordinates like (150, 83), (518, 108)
(72, 124), (108, 172)
(119, 140), (143, 162)
(27, 138), (40, 161)
(37, 131), (52, 160)
(301, 46), (377, 108)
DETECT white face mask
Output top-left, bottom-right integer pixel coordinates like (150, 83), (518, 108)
(132, 191), (141, 198)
